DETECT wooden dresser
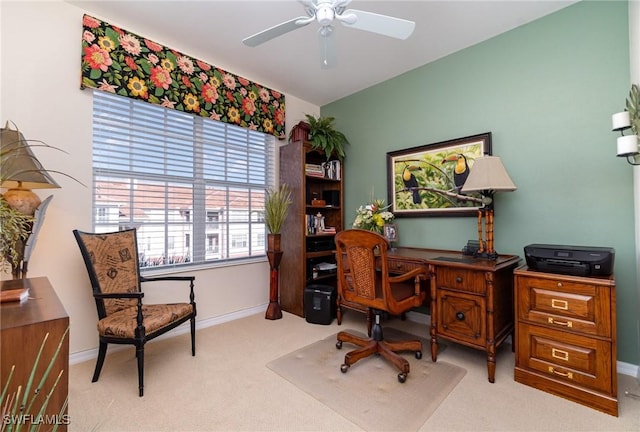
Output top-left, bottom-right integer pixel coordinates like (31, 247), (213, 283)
(1, 277), (70, 430)
(513, 266), (617, 416)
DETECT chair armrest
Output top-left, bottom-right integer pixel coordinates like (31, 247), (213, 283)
(140, 275), (196, 305)
(388, 267), (428, 284)
(140, 276), (195, 283)
(94, 292), (144, 299)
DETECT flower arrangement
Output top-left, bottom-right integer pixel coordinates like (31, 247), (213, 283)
(352, 199), (394, 234)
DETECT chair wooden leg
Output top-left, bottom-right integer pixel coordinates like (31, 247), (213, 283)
(190, 316), (196, 356)
(137, 344), (144, 397)
(92, 341), (108, 382)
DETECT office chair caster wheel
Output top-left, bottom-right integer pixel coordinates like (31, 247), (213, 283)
(336, 341), (343, 349)
(415, 351), (422, 359)
(340, 364), (349, 373)
(398, 372), (407, 383)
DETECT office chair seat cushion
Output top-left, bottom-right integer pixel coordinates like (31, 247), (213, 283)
(98, 303), (194, 338)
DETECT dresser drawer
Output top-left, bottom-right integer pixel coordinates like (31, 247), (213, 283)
(517, 276), (611, 337)
(517, 322), (614, 394)
(436, 268), (486, 295)
(437, 289), (486, 347)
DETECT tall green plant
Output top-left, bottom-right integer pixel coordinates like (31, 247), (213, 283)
(0, 328), (69, 432)
(264, 184), (292, 234)
(304, 114), (349, 160)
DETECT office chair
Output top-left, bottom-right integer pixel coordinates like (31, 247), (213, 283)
(73, 228), (196, 396)
(334, 229), (428, 383)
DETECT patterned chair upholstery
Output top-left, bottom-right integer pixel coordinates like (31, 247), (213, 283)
(73, 228), (196, 396)
(335, 229), (428, 383)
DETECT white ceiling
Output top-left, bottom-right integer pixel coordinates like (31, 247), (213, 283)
(70, 0), (577, 106)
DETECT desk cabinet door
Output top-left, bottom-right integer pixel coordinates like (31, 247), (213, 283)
(437, 289), (486, 347)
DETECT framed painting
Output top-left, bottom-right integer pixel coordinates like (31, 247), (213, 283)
(387, 132), (492, 217)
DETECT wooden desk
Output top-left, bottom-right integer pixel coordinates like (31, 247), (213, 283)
(1, 277), (69, 431)
(386, 247), (521, 383)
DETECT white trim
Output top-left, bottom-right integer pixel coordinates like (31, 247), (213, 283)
(70, 306), (640, 378)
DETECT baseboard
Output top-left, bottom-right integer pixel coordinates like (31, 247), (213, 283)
(69, 303), (266, 366)
(70, 306), (640, 379)
(404, 311), (640, 379)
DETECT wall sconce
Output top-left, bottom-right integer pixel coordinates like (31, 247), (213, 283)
(611, 110), (640, 165)
(612, 84), (640, 166)
(461, 155), (517, 260)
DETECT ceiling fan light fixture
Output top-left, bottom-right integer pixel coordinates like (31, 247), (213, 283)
(316, 5), (334, 26)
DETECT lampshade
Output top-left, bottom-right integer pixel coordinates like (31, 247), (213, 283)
(461, 156), (517, 194)
(1, 125), (60, 190)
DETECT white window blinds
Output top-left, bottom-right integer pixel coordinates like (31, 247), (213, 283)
(92, 90), (274, 270)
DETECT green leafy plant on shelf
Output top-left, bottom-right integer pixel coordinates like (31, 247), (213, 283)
(264, 184), (292, 234)
(304, 114), (349, 161)
(0, 328), (69, 432)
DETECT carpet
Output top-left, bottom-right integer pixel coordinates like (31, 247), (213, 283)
(267, 327), (466, 432)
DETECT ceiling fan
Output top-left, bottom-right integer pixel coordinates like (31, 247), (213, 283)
(242, 0), (415, 69)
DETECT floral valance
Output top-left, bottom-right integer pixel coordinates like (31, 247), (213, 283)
(81, 14), (285, 139)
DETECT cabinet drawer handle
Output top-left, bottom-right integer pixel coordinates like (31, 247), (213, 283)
(548, 366), (573, 379)
(455, 312), (465, 321)
(552, 348), (569, 361)
(548, 317), (572, 328)
(456, 276), (463, 283)
(551, 299), (568, 310)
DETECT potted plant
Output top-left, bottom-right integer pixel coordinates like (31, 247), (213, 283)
(1, 122), (83, 278)
(302, 114), (350, 160)
(263, 184), (292, 320)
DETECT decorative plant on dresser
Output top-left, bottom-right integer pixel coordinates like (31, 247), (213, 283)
(263, 184), (292, 320)
(279, 123), (345, 317)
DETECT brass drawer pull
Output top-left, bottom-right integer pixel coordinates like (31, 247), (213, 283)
(548, 366), (573, 379)
(552, 348), (569, 361)
(551, 299), (568, 310)
(548, 317), (572, 328)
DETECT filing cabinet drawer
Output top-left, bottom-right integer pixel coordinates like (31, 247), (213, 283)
(437, 289), (486, 347)
(436, 267), (486, 295)
(518, 276), (611, 337)
(517, 322), (613, 394)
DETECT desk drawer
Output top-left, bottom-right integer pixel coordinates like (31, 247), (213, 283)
(517, 322), (613, 394)
(437, 288), (486, 347)
(387, 258), (422, 274)
(436, 267), (486, 295)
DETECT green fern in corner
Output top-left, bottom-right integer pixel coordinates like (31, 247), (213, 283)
(304, 114), (349, 161)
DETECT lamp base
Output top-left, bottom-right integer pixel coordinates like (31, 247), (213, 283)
(473, 250), (498, 261)
(3, 188), (41, 215)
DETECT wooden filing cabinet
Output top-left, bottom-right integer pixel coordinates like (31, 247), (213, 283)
(514, 266), (617, 416)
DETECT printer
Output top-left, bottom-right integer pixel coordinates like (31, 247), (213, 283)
(524, 244), (615, 277)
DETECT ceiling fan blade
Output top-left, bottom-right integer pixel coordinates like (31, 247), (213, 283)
(318, 27), (337, 69)
(243, 16), (311, 47)
(340, 9), (415, 40)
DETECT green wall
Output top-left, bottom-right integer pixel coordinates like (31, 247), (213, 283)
(323, 1), (638, 364)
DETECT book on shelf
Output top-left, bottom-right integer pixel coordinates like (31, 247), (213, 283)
(0, 287), (29, 303)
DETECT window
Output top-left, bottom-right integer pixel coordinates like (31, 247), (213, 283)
(92, 91), (274, 271)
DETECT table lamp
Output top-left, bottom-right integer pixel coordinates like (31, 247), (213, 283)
(461, 155), (516, 260)
(1, 123), (60, 215)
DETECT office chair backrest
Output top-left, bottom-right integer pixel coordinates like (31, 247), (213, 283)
(73, 228), (141, 318)
(335, 229), (392, 312)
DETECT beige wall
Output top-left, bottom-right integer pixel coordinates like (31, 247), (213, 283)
(0, 0), (319, 357)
